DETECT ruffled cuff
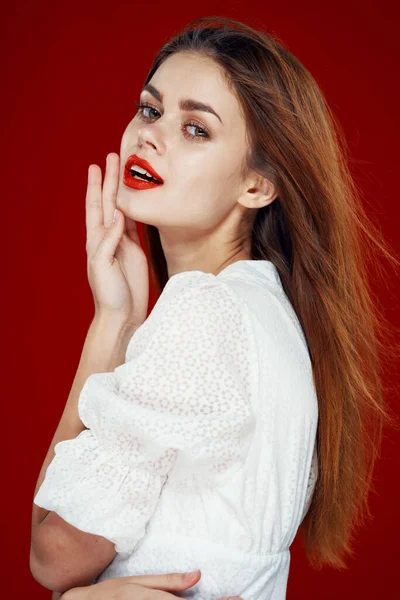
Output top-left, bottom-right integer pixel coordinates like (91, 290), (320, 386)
(33, 429), (167, 556)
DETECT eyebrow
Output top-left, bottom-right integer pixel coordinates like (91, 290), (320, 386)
(141, 83), (223, 124)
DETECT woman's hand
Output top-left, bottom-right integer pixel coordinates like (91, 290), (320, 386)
(86, 152), (149, 329)
(59, 570), (243, 599)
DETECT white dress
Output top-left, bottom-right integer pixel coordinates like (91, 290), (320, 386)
(34, 259), (319, 600)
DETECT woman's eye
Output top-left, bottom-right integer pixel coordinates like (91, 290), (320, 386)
(183, 123), (211, 142)
(186, 124), (208, 138)
(138, 104), (160, 119)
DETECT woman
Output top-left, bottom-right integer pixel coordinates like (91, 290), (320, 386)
(30, 16), (398, 600)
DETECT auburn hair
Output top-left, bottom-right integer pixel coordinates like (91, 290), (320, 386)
(140, 16), (400, 570)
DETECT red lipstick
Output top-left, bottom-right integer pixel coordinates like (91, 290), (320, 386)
(123, 154), (164, 190)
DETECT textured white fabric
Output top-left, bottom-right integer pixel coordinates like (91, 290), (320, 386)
(34, 259), (319, 600)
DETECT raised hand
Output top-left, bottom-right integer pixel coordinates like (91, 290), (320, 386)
(85, 152), (149, 329)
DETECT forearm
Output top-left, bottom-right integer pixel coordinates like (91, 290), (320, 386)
(30, 313), (135, 567)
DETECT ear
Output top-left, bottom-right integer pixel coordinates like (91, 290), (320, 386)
(238, 173), (278, 210)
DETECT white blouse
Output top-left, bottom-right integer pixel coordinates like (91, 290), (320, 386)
(34, 259), (319, 600)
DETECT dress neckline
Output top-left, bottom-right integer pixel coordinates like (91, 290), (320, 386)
(167, 260), (280, 286)
(216, 259), (280, 283)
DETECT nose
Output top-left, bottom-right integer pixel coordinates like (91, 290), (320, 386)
(137, 124), (166, 154)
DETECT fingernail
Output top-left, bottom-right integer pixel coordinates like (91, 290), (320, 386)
(184, 569), (199, 579)
(112, 209), (118, 223)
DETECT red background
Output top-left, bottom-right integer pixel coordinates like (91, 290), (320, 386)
(3, 1), (399, 598)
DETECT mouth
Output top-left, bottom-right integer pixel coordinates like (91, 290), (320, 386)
(123, 154), (164, 190)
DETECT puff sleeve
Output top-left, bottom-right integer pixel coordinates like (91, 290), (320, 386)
(33, 272), (257, 557)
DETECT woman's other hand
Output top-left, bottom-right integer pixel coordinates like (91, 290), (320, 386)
(59, 570), (243, 599)
(86, 152), (149, 329)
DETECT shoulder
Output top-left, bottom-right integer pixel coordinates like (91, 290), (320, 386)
(159, 271), (249, 331)
(126, 271), (254, 363)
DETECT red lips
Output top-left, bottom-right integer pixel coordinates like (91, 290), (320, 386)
(124, 154), (163, 182)
(123, 154), (164, 190)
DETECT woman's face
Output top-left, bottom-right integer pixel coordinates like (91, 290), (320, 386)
(117, 51), (259, 256)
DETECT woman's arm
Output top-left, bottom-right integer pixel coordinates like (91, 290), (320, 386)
(58, 571), (244, 600)
(30, 314), (136, 592)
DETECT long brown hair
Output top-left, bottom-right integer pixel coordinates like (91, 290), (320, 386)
(140, 16), (400, 570)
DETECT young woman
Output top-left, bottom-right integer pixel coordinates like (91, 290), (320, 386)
(30, 16), (398, 600)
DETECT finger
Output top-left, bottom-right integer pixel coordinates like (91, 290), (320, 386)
(124, 215), (140, 246)
(102, 152), (119, 229)
(125, 570), (201, 591)
(86, 164), (103, 258)
(95, 207), (124, 264)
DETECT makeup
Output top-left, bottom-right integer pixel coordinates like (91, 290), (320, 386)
(123, 154), (164, 190)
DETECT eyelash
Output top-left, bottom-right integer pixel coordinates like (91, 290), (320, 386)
(133, 101), (212, 142)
